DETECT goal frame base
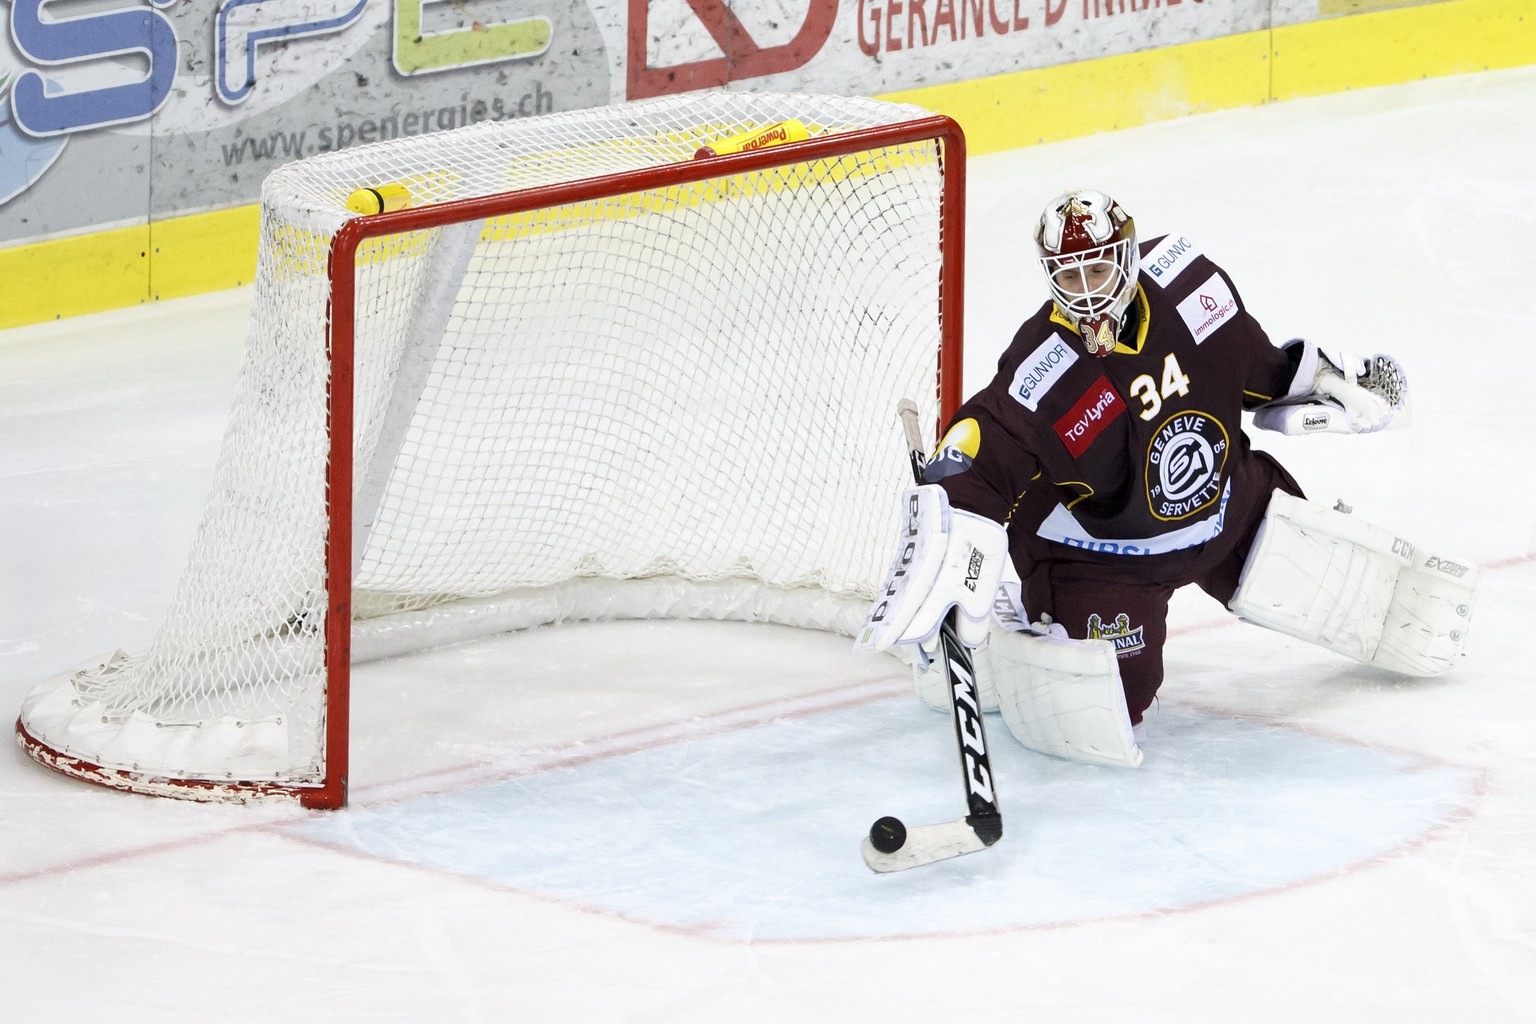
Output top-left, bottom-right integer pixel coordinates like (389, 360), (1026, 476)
(15, 575), (877, 809)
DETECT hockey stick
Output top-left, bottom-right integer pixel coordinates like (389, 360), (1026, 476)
(861, 399), (1004, 873)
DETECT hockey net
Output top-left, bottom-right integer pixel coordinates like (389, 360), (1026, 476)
(16, 92), (964, 808)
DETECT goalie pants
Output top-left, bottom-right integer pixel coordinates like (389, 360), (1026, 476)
(1014, 450), (1304, 724)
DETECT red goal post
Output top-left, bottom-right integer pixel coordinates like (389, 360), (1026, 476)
(18, 94), (967, 809)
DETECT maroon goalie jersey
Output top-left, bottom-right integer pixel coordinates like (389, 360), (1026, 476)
(928, 233), (1306, 578)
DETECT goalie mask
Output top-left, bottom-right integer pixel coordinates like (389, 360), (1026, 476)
(1035, 189), (1139, 357)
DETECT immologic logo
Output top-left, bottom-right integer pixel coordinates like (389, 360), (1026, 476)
(1176, 274), (1239, 343)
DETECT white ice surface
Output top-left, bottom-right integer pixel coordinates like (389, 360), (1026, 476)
(3, 66), (1536, 1022)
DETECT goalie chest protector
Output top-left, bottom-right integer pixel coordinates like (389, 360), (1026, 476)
(934, 235), (1301, 561)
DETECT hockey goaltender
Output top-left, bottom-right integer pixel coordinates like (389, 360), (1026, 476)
(857, 189), (1480, 768)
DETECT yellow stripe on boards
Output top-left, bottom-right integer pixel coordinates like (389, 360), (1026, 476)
(880, 0), (1534, 156)
(149, 204), (261, 303)
(0, 0), (1530, 329)
(1273, 0), (1535, 100)
(0, 205), (261, 330)
(880, 31), (1272, 157)
(0, 224), (149, 329)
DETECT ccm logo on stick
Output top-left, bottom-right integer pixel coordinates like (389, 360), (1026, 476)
(948, 657), (995, 803)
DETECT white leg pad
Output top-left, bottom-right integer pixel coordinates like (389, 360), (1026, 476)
(910, 568), (1028, 714)
(985, 629), (1142, 768)
(1372, 550), (1481, 675)
(914, 628), (1141, 766)
(1229, 492), (1479, 675)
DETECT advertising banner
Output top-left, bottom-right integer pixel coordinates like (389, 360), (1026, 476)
(0, 0), (1394, 248)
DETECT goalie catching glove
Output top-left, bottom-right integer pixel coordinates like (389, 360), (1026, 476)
(854, 484), (1008, 652)
(1254, 339), (1409, 435)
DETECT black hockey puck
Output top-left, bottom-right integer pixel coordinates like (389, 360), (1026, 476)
(869, 815), (907, 854)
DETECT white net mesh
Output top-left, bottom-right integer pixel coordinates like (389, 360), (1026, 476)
(19, 92), (955, 796)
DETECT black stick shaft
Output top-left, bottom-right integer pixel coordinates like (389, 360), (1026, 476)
(895, 401), (1002, 842)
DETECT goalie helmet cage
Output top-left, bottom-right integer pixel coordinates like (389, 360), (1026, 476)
(16, 92), (965, 809)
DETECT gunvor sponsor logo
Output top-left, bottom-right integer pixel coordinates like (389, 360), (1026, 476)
(1011, 336), (1079, 411)
(1144, 234), (1201, 288)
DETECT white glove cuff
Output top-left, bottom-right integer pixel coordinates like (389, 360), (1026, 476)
(1281, 337), (1324, 401)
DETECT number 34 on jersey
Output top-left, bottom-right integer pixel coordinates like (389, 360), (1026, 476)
(1129, 353), (1192, 421)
